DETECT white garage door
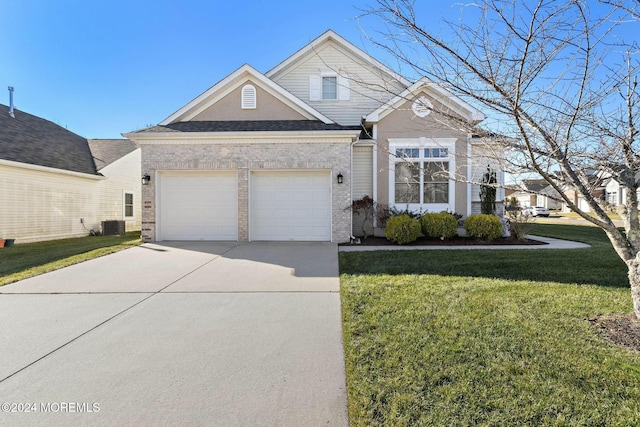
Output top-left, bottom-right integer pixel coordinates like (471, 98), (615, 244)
(159, 171), (237, 240)
(251, 171), (331, 241)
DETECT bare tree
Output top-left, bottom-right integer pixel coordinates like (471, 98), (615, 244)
(362, 0), (640, 319)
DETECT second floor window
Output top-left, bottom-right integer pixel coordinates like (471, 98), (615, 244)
(322, 76), (337, 100)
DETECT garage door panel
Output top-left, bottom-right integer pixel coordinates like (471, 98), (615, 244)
(311, 193), (330, 203)
(251, 171), (331, 241)
(291, 192), (312, 203)
(160, 172), (238, 241)
(291, 209), (308, 220)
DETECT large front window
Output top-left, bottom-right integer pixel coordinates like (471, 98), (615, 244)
(395, 161), (420, 203)
(423, 161), (449, 203)
(390, 141), (454, 209)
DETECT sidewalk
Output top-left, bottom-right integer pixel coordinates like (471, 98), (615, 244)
(338, 235), (590, 252)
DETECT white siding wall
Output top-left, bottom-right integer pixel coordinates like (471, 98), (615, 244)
(470, 143), (504, 215)
(352, 146), (373, 199)
(605, 179), (623, 205)
(96, 149), (142, 232)
(0, 164), (102, 243)
(270, 43), (406, 125)
(0, 151), (141, 244)
(516, 194), (534, 207)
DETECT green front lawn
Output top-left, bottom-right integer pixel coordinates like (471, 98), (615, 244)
(340, 224), (640, 426)
(0, 232), (142, 286)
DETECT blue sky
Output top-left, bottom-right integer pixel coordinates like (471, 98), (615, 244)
(0, 0), (421, 138)
(1, 1), (635, 139)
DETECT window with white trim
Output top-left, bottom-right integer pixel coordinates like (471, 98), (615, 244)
(124, 192), (134, 219)
(309, 73), (350, 101)
(241, 84), (256, 109)
(606, 191), (618, 205)
(322, 76), (337, 100)
(390, 139), (455, 210)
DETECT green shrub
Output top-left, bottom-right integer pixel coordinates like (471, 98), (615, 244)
(464, 214), (503, 241)
(420, 212), (458, 240)
(385, 214), (421, 244)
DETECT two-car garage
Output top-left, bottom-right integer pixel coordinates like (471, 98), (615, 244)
(157, 170), (332, 241)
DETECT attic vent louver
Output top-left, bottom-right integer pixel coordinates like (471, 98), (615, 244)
(241, 84), (256, 109)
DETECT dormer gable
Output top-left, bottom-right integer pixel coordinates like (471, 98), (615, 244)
(366, 78), (486, 124)
(265, 30), (410, 126)
(266, 30), (410, 88)
(160, 64), (333, 125)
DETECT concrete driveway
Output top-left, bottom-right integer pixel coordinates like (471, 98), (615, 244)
(0, 242), (348, 426)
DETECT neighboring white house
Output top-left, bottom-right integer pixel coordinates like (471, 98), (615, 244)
(558, 170), (607, 213)
(125, 30), (503, 242)
(0, 104), (141, 243)
(508, 179), (562, 209)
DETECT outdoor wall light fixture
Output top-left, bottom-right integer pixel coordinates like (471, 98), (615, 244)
(337, 173), (344, 184)
(142, 174), (151, 185)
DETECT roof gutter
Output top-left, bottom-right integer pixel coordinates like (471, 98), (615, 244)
(123, 129), (362, 142)
(0, 158), (106, 180)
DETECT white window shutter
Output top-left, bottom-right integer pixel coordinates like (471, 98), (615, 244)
(338, 75), (350, 101)
(309, 75), (321, 101)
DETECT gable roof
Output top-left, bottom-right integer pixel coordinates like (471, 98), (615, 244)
(88, 139), (138, 170)
(365, 78), (485, 123)
(266, 30), (411, 88)
(159, 64), (333, 125)
(522, 179), (552, 193)
(0, 104), (98, 175)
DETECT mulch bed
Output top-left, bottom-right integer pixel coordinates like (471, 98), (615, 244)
(339, 236), (548, 246)
(590, 313), (640, 352)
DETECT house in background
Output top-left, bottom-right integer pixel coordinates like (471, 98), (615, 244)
(125, 30), (502, 242)
(558, 170), (606, 213)
(508, 179), (562, 210)
(603, 176), (627, 207)
(0, 103), (141, 243)
(600, 169), (640, 209)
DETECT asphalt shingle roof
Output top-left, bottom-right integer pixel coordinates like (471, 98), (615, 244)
(0, 104), (98, 175)
(131, 120), (362, 134)
(88, 139), (138, 170)
(522, 179), (551, 192)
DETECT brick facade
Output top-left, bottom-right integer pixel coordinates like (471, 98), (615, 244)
(140, 139), (352, 243)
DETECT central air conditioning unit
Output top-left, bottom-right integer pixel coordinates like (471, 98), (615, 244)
(102, 220), (125, 236)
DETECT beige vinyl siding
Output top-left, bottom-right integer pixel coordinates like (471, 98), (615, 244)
(270, 42), (406, 125)
(191, 81), (307, 121)
(0, 164), (102, 243)
(352, 146), (373, 200)
(375, 97), (473, 216)
(0, 149), (141, 244)
(96, 148), (142, 232)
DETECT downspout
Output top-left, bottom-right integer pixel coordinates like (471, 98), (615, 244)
(467, 134), (472, 216)
(349, 137), (357, 242)
(372, 124), (378, 230)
